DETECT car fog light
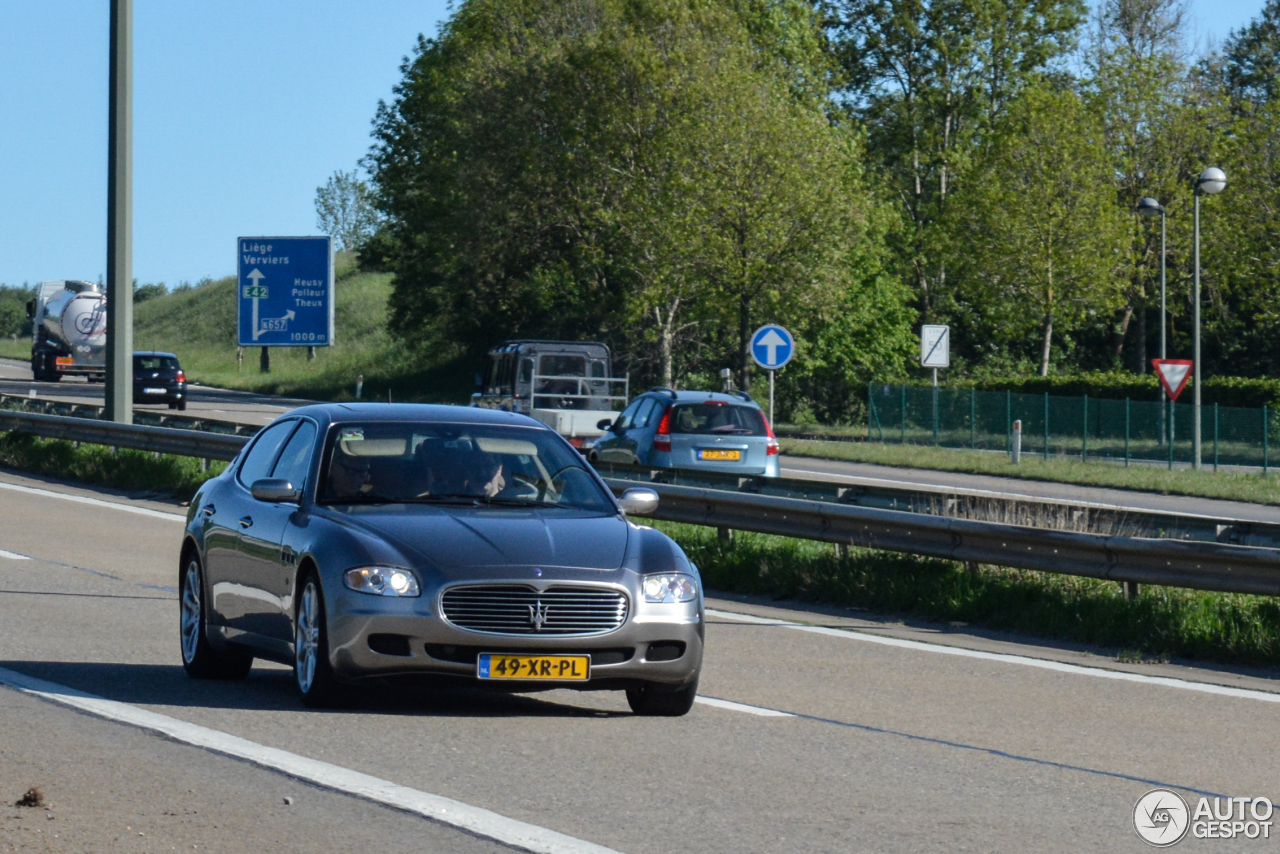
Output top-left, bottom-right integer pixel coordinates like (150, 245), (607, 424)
(643, 573), (698, 603)
(344, 566), (421, 597)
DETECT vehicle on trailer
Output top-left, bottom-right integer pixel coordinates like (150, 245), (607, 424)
(26, 280), (107, 382)
(471, 340), (628, 447)
(588, 388), (780, 478)
(179, 403), (703, 715)
(133, 351), (188, 410)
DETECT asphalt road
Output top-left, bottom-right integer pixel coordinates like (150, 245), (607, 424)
(0, 357), (303, 427)
(0, 470), (1276, 852)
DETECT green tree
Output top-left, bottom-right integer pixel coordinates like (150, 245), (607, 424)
(824, 0), (1086, 327)
(951, 82), (1126, 375)
(1081, 0), (1204, 371)
(315, 170), (380, 253)
(366, 0), (912, 391)
(1218, 0), (1280, 107)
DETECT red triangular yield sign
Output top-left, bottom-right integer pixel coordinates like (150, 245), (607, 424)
(1152, 359), (1193, 401)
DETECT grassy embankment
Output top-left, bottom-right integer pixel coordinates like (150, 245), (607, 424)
(130, 259), (474, 403)
(780, 433), (1280, 506)
(660, 520), (1280, 667)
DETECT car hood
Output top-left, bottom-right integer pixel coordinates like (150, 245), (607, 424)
(318, 506), (630, 572)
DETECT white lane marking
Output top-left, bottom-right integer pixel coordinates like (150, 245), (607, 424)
(695, 696), (793, 717)
(0, 667), (623, 854)
(0, 549), (30, 560)
(706, 608), (1280, 704)
(777, 465), (1250, 520)
(0, 480), (185, 522)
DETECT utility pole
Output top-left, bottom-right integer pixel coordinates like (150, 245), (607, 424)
(105, 0), (133, 424)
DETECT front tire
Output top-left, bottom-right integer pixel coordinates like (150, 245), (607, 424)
(294, 573), (347, 707)
(180, 554), (252, 679)
(626, 679), (698, 716)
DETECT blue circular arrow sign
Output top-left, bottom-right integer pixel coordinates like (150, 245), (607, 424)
(750, 324), (795, 370)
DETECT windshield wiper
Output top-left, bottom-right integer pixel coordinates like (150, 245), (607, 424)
(326, 492), (401, 505)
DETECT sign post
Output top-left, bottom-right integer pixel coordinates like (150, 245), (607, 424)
(237, 237), (335, 371)
(750, 324), (795, 425)
(921, 325), (949, 443)
(1153, 359), (1193, 470)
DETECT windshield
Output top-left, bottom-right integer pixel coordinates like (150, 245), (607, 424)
(134, 356), (178, 371)
(319, 422), (614, 512)
(670, 403), (768, 436)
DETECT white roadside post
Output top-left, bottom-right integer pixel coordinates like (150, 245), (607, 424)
(1012, 420), (1022, 464)
(749, 325), (795, 426)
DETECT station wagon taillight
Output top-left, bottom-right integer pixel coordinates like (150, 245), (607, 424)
(176, 370), (186, 383)
(764, 415), (779, 456)
(653, 406), (672, 452)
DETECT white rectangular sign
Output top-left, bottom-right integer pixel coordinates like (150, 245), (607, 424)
(921, 324), (950, 368)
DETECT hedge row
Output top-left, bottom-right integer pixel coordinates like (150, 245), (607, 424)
(934, 372), (1280, 409)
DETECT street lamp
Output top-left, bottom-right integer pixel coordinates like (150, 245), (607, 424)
(1136, 196), (1167, 444)
(1192, 167), (1227, 469)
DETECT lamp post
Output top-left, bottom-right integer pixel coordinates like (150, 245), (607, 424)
(1136, 196), (1166, 443)
(1193, 167), (1227, 469)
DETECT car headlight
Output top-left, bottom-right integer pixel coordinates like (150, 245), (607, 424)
(343, 566), (421, 597)
(642, 573), (698, 603)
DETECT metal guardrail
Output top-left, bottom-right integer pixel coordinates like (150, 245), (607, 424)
(593, 462), (1280, 549)
(0, 391), (259, 437)
(0, 409), (1275, 596)
(0, 410), (248, 461)
(602, 479), (1280, 597)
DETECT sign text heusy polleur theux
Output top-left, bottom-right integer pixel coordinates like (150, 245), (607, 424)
(237, 236), (335, 348)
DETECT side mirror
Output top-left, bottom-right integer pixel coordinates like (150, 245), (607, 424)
(251, 478), (300, 503)
(597, 418), (615, 431)
(25, 300), (34, 320)
(618, 487), (659, 516)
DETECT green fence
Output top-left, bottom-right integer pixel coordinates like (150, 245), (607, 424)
(866, 383), (1276, 471)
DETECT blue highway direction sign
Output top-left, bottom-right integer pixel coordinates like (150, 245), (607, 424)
(237, 236), (334, 347)
(750, 324), (795, 370)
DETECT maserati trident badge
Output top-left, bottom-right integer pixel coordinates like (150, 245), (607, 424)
(528, 600), (549, 632)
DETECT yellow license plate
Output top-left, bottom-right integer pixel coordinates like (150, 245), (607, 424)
(699, 449), (741, 461)
(477, 654), (590, 681)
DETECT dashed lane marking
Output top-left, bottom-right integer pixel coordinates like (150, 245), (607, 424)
(695, 696), (794, 717)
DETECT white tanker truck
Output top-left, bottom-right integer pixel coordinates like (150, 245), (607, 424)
(25, 280), (107, 382)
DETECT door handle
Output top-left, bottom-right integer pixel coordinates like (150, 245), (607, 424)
(202, 503), (216, 517)
(239, 516), (253, 529)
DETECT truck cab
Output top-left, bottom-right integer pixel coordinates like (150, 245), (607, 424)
(472, 340), (628, 446)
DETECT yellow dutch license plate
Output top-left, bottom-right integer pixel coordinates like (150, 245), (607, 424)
(477, 653), (590, 681)
(699, 449), (741, 461)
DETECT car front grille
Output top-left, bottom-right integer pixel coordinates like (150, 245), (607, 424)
(440, 584), (629, 636)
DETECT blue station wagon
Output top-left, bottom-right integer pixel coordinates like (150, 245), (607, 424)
(588, 388), (780, 477)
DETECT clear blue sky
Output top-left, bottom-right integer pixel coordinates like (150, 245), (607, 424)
(0, 0), (1265, 289)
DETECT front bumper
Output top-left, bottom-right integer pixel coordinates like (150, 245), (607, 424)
(325, 583), (703, 688)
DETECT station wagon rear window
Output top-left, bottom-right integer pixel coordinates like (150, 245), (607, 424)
(669, 403), (767, 436)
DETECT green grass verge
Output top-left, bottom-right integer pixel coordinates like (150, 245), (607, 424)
(782, 437), (1280, 506)
(0, 432), (224, 502)
(658, 520), (1280, 667)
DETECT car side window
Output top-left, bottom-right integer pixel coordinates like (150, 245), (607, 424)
(631, 398), (658, 429)
(236, 420), (296, 488)
(270, 421), (317, 490)
(615, 398), (643, 430)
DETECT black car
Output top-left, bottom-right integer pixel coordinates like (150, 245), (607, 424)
(134, 351), (187, 410)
